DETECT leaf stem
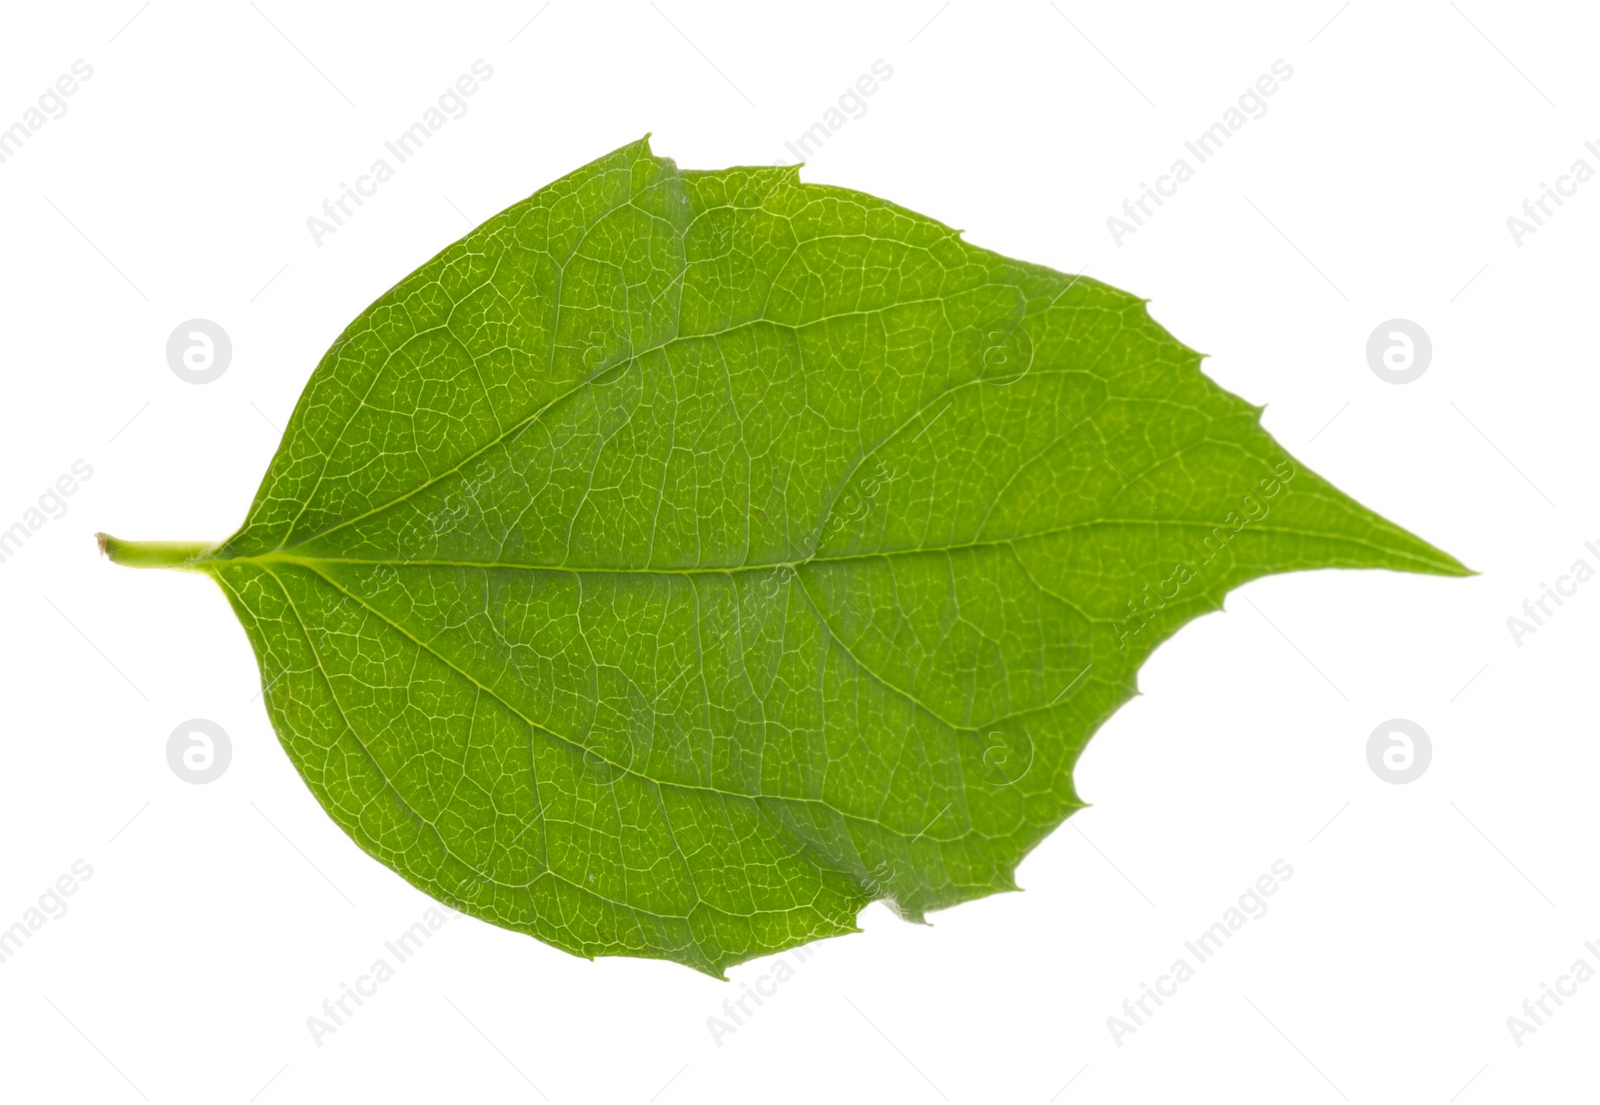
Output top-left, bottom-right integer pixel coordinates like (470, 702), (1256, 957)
(96, 534), (213, 571)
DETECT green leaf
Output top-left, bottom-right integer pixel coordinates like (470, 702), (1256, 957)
(101, 137), (1466, 975)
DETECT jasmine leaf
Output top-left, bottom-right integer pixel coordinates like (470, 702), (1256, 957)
(101, 137), (1465, 974)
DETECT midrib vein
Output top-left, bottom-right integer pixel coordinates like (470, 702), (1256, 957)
(201, 518), (1459, 577)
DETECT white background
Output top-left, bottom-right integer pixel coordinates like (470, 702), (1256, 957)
(0, 2), (1594, 1101)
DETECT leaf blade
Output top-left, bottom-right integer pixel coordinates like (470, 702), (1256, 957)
(109, 137), (1466, 973)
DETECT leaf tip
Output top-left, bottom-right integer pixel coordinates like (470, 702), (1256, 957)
(1425, 549), (1477, 578)
(1374, 522), (1474, 579)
